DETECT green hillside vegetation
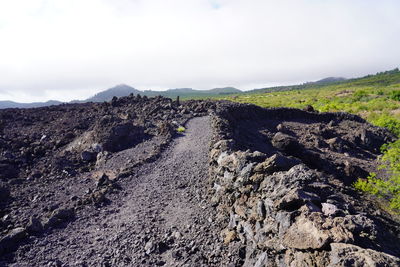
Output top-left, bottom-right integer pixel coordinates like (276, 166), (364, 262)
(215, 68), (400, 213)
(144, 87), (241, 99)
(217, 68), (400, 123)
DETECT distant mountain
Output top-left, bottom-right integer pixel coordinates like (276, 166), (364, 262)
(85, 84), (142, 102)
(0, 100), (62, 109)
(0, 85), (241, 109)
(208, 87), (242, 94)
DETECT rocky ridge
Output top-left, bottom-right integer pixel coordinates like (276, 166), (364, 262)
(208, 102), (400, 266)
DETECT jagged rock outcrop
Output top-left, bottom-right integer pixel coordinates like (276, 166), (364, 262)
(209, 102), (400, 266)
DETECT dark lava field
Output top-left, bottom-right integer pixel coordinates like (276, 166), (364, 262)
(0, 95), (399, 266)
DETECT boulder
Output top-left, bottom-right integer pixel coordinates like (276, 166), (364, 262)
(0, 227), (27, 255)
(283, 215), (330, 250)
(283, 213), (354, 250)
(253, 154), (301, 174)
(44, 208), (75, 228)
(271, 132), (303, 155)
(329, 243), (400, 267)
(322, 203), (339, 217)
(275, 189), (320, 211)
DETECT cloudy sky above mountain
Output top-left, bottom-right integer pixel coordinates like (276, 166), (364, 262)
(0, 0), (399, 102)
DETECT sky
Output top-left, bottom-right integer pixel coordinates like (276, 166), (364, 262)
(0, 0), (399, 102)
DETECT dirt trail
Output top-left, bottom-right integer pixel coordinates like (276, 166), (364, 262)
(10, 116), (230, 267)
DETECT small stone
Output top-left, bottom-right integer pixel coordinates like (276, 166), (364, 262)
(96, 173), (111, 188)
(222, 229), (237, 244)
(257, 200), (266, 220)
(276, 124), (287, 132)
(322, 203), (338, 216)
(303, 105), (315, 112)
(172, 231), (181, 239)
(145, 241), (154, 254)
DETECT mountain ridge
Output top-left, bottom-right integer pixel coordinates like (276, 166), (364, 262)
(1, 68), (398, 109)
(0, 85), (242, 109)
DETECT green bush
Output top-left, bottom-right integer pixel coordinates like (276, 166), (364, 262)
(177, 126), (186, 133)
(354, 139), (400, 212)
(371, 114), (400, 137)
(352, 90), (369, 101)
(390, 90), (400, 101)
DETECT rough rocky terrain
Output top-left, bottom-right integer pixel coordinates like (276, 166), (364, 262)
(0, 96), (399, 266)
(209, 103), (400, 266)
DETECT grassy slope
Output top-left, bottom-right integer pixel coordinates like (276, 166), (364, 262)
(216, 69), (400, 129)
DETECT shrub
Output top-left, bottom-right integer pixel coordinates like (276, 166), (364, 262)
(390, 90), (400, 101)
(177, 126), (186, 133)
(354, 139), (400, 212)
(371, 114), (400, 137)
(352, 90), (369, 101)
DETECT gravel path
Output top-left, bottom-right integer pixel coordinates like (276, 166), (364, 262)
(9, 116), (230, 267)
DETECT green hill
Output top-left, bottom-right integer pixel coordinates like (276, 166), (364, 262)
(217, 68), (400, 125)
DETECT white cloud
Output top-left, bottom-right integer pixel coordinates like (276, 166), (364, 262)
(0, 0), (399, 102)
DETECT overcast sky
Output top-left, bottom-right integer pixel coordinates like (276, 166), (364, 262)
(0, 0), (399, 102)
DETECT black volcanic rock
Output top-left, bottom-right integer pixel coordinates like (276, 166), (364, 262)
(0, 97), (399, 266)
(209, 102), (399, 266)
